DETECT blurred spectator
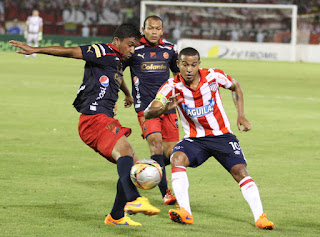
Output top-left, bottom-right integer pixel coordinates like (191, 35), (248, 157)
(7, 18), (21, 34)
(25, 9), (43, 58)
(256, 30), (265, 42)
(230, 29), (240, 41)
(81, 23), (90, 37)
(172, 26), (181, 43)
(0, 21), (5, 34)
(91, 26), (97, 37)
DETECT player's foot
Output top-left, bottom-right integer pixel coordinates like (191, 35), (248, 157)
(169, 207), (193, 224)
(124, 196), (160, 216)
(255, 212), (274, 230)
(104, 214), (142, 226)
(163, 189), (177, 205)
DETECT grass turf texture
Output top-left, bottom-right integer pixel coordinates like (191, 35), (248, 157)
(1, 52), (319, 236)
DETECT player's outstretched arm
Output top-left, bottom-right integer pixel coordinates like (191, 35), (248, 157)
(145, 93), (181, 119)
(9, 40), (83, 59)
(230, 79), (251, 132)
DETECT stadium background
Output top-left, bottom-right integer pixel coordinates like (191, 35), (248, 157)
(0, 1), (320, 236)
(1, 0), (320, 47)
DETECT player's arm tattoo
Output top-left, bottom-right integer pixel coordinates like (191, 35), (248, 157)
(232, 91), (239, 109)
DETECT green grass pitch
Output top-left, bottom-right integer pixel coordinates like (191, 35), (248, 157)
(0, 51), (319, 237)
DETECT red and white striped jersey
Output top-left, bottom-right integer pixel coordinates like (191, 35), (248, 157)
(158, 68), (233, 138)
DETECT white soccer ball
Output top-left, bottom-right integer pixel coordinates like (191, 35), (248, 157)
(130, 159), (163, 190)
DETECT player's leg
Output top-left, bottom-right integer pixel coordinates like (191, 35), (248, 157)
(137, 112), (174, 202)
(111, 135), (140, 202)
(105, 179), (141, 226)
(24, 35), (32, 58)
(78, 114), (159, 224)
(32, 37), (39, 58)
(169, 150), (193, 224)
(146, 132), (170, 198)
(215, 133), (274, 229)
(160, 114), (179, 204)
(230, 164), (274, 230)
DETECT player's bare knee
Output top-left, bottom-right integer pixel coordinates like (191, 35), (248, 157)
(147, 133), (163, 155)
(112, 136), (135, 159)
(170, 151), (189, 167)
(230, 164), (249, 182)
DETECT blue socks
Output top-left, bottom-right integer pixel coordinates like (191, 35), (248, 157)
(116, 156), (140, 202)
(151, 154), (168, 197)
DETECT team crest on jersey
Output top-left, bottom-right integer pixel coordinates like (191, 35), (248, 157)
(150, 52), (156, 58)
(163, 52), (169, 59)
(99, 75), (109, 87)
(112, 126), (120, 134)
(209, 82), (219, 92)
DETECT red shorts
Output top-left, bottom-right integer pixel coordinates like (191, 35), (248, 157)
(137, 111), (179, 142)
(78, 113), (131, 163)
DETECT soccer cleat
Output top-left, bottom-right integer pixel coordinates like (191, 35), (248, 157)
(104, 214), (142, 226)
(124, 196), (160, 215)
(169, 207), (193, 224)
(163, 189), (177, 205)
(255, 212), (274, 230)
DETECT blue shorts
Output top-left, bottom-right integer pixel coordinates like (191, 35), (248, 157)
(171, 133), (247, 172)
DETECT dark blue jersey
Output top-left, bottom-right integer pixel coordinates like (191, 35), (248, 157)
(124, 37), (179, 113)
(73, 43), (123, 117)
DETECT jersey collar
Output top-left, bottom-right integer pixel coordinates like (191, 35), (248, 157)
(107, 43), (123, 58)
(140, 36), (165, 47)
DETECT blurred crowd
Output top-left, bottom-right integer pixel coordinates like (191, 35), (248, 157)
(0, 0), (319, 44)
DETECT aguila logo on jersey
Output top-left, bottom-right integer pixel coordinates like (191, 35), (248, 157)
(163, 52), (169, 59)
(181, 98), (215, 118)
(99, 75), (109, 87)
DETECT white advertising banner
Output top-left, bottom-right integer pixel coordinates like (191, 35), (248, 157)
(177, 39), (294, 61)
(177, 39), (320, 63)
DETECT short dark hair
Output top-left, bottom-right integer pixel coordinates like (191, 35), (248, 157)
(143, 15), (163, 28)
(113, 23), (141, 41)
(179, 47), (200, 60)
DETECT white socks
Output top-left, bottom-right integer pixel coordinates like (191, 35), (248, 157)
(239, 176), (264, 222)
(171, 166), (192, 215)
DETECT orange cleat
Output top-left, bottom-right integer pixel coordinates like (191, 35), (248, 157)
(163, 189), (177, 205)
(169, 207), (193, 224)
(255, 212), (274, 230)
(104, 214), (142, 226)
(124, 196), (160, 216)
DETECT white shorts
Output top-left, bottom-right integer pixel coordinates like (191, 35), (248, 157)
(27, 33), (39, 46)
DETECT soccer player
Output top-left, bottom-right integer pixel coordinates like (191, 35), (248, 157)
(124, 15), (180, 205)
(10, 24), (160, 226)
(144, 47), (275, 229)
(25, 10), (43, 58)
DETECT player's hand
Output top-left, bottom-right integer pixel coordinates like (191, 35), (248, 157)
(164, 93), (182, 111)
(237, 116), (251, 132)
(9, 40), (34, 55)
(124, 94), (134, 108)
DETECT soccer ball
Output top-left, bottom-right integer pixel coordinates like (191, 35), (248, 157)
(130, 159), (163, 190)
